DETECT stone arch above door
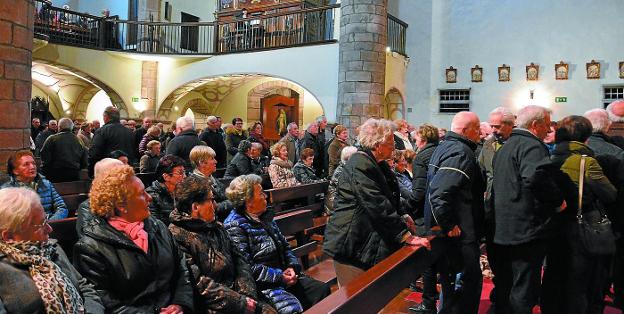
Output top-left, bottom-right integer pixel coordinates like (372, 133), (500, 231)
(384, 88), (405, 120)
(247, 80), (305, 127)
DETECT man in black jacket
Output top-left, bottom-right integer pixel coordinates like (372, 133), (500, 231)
(301, 122), (324, 178)
(40, 118), (88, 182)
(199, 116), (227, 168)
(133, 117), (153, 160)
(89, 106), (135, 176)
(492, 105), (566, 314)
(35, 119), (57, 155)
(423, 111), (484, 314)
(166, 116), (201, 170)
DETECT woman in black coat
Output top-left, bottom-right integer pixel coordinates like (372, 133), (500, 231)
(73, 165), (194, 313)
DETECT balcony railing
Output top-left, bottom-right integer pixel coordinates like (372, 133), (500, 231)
(33, 1), (408, 56)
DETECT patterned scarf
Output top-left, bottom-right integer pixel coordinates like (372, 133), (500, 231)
(0, 241), (84, 314)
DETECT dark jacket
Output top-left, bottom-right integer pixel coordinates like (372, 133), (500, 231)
(300, 131), (324, 178)
(40, 130), (88, 173)
(587, 133), (624, 161)
(145, 180), (175, 226)
(0, 241), (104, 314)
(133, 127), (148, 159)
(73, 216), (194, 313)
(410, 142), (438, 218)
(292, 161), (321, 184)
(225, 129), (248, 163)
(279, 134), (299, 165)
(492, 129), (565, 245)
(190, 171), (233, 222)
(224, 152), (261, 179)
(327, 138), (347, 177)
(424, 131), (484, 244)
(325, 162), (345, 214)
(168, 210), (270, 314)
(323, 149), (410, 269)
(89, 121), (135, 168)
(166, 130), (201, 169)
(1, 174), (68, 220)
(200, 128), (228, 168)
(139, 152), (160, 173)
(35, 128), (56, 153)
(477, 136), (503, 218)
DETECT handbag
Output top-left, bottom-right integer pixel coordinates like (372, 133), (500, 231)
(575, 155), (616, 255)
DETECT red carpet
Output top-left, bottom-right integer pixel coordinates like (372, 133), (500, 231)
(405, 278), (622, 313)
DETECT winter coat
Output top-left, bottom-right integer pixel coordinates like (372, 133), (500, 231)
(323, 149), (410, 270)
(166, 130), (202, 169)
(587, 133), (624, 161)
(248, 132), (270, 157)
(139, 152), (160, 173)
(492, 128), (565, 245)
(40, 130), (88, 172)
(225, 152), (262, 179)
(268, 157), (299, 189)
(224, 210), (304, 314)
(424, 131), (485, 244)
(300, 131), (324, 178)
(73, 216), (194, 313)
(168, 210), (274, 314)
(225, 129), (248, 163)
(1, 174), (68, 220)
(138, 134), (159, 156)
(477, 136), (503, 218)
(394, 132), (414, 151)
(279, 134), (299, 165)
(0, 241), (104, 314)
(325, 162), (345, 214)
(292, 161), (321, 184)
(200, 128), (228, 168)
(133, 127), (148, 157)
(410, 142), (437, 219)
(190, 170), (233, 222)
(145, 180), (175, 226)
(327, 138), (347, 177)
(77, 130), (92, 148)
(89, 121), (135, 166)
(35, 129), (56, 154)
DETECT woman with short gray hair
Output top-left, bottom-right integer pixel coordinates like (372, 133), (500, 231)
(189, 145), (233, 221)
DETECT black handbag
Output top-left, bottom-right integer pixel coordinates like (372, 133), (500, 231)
(575, 155), (616, 255)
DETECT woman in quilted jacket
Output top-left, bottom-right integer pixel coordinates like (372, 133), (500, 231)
(267, 142), (299, 189)
(224, 174), (330, 314)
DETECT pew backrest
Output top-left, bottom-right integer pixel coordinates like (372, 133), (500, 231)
(49, 217), (78, 257)
(53, 180), (91, 195)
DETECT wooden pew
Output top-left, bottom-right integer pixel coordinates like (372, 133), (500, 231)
(274, 209), (316, 269)
(49, 217), (78, 257)
(266, 181), (328, 214)
(62, 193), (88, 217)
(53, 180), (91, 196)
(304, 238), (445, 314)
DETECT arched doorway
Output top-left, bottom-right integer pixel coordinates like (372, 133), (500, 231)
(384, 88), (405, 120)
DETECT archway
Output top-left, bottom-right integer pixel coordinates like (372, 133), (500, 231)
(384, 88), (405, 120)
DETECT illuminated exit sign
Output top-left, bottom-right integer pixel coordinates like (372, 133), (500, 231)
(555, 97), (567, 103)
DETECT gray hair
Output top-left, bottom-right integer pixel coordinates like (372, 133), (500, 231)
(606, 100), (624, 123)
(225, 174), (263, 208)
(251, 142), (263, 150)
(176, 116), (195, 131)
(206, 115), (218, 124)
(48, 119), (58, 126)
(306, 123), (317, 131)
(0, 187), (41, 233)
(58, 118), (74, 131)
(584, 109), (611, 133)
(94, 158), (123, 179)
(147, 125), (161, 136)
(315, 115), (327, 124)
(515, 105), (551, 129)
(287, 122), (298, 131)
(357, 118), (396, 150)
(340, 146), (358, 162)
(490, 106), (516, 125)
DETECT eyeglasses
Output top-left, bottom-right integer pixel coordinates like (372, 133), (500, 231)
(32, 217), (49, 231)
(171, 171), (186, 177)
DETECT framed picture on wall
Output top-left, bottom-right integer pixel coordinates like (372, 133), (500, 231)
(586, 60), (600, 79)
(471, 65), (483, 82)
(446, 66), (457, 83)
(498, 64), (510, 82)
(526, 63), (539, 81)
(555, 61), (568, 80)
(619, 61), (624, 79)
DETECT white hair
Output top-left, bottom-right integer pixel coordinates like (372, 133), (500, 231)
(606, 100), (624, 123)
(490, 106), (516, 125)
(58, 117), (74, 131)
(176, 116), (195, 131)
(357, 118), (396, 150)
(48, 120), (58, 125)
(340, 146), (358, 162)
(0, 187), (41, 233)
(287, 122), (298, 131)
(94, 158), (124, 178)
(206, 115), (218, 124)
(306, 123), (317, 131)
(584, 109), (611, 133)
(515, 105), (551, 129)
(250, 142), (263, 149)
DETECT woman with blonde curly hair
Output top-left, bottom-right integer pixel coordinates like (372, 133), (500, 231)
(267, 142), (299, 188)
(73, 165), (194, 313)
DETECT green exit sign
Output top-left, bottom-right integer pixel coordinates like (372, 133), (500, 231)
(555, 97), (567, 103)
(132, 97), (140, 102)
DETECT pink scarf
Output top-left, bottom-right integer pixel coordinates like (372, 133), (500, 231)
(108, 217), (149, 253)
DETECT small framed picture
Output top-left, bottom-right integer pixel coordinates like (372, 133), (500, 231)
(498, 64), (510, 82)
(586, 60), (600, 79)
(555, 61), (568, 80)
(446, 66), (457, 83)
(619, 61), (624, 79)
(471, 65), (483, 82)
(526, 63), (539, 81)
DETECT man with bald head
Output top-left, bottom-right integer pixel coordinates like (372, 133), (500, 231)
(422, 111), (484, 313)
(492, 105), (566, 313)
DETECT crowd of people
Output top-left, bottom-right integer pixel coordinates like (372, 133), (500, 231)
(2, 99), (624, 313)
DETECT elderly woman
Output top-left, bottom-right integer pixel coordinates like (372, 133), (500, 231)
(169, 176), (277, 314)
(268, 142), (299, 188)
(0, 187), (104, 313)
(327, 125), (349, 177)
(411, 123), (440, 220)
(323, 118), (430, 287)
(139, 125), (162, 155)
(224, 175), (330, 313)
(392, 150), (412, 195)
(1, 150), (68, 221)
(189, 145), (233, 221)
(224, 140), (264, 179)
(146, 155), (187, 225)
(394, 119), (414, 151)
(78, 122), (92, 148)
(248, 121), (270, 157)
(226, 117), (248, 164)
(73, 165), (193, 313)
(293, 148), (322, 184)
(325, 146), (357, 215)
(139, 140), (161, 173)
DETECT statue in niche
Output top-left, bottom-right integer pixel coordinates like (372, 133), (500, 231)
(276, 108), (288, 137)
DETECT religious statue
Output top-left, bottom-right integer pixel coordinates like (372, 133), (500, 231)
(276, 108), (288, 137)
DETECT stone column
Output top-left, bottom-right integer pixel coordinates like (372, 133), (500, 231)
(336, 0), (387, 131)
(140, 61), (157, 119)
(0, 0), (34, 173)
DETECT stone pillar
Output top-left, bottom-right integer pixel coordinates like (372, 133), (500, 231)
(0, 0), (34, 173)
(337, 0), (387, 131)
(140, 61), (157, 119)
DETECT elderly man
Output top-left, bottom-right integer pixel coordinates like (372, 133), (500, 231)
(89, 106), (135, 176)
(199, 116), (227, 168)
(35, 119), (57, 154)
(91, 119), (101, 134)
(280, 122), (300, 164)
(132, 117), (151, 158)
(301, 122), (324, 178)
(40, 118), (88, 182)
(31, 118), (43, 140)
(492, 105), (566, 314)
(224, 140), (264, 179)
(423, 111), (484, 314)
(166, 116), (201, 169)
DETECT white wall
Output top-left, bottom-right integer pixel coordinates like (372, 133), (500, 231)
(398, 0), (624, 127)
